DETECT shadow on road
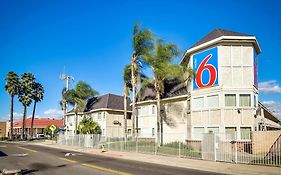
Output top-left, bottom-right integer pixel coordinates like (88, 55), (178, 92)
(0, 151), (7, 157)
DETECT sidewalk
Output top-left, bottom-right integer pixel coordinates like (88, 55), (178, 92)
(30, 140), (281, 175)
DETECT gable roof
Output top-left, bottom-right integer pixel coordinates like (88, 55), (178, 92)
(138, 78), (188, 101)
(84, 93), (132, 112)
(180, 28), (261, 64)
(13, 118), (64, 128)
(190, 28), (253, 49)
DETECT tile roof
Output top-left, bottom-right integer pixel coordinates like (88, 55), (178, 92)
(190, 28), (253, 49)
(13, 117), (64, 128)
(84, 93), (132, 112)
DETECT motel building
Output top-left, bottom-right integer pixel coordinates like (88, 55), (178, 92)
(13, 117), (64, 138)
(135, 29), (281, 143)
(64, 93), (133, 138)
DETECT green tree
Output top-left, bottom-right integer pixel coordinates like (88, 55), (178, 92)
(44, 125), (59, 135)
(30, 82), (44, 138)
(63, 81), (99, 134)
(78, 117), (101, 134)
(59, 87), (67, 114)
(143, 39), (193, 146)
(4, 71), (20, 140)
(131, 22), (154, 137)
(123, 64), (131, 141)
(18, 73), (35, 140)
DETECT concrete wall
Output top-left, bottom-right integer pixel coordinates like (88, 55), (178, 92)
(188, 43), (258, 140)
(105, 111), (132, 137)
(0, 122), (8, 138)
(137, 99), (187, 143)
(252, 130), (281, 154)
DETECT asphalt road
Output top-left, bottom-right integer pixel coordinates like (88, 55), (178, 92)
(0, 142), (226, 175)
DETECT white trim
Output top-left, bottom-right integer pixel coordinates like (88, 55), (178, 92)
(180, 35), (261, 64)
(135, 94), (189, 105)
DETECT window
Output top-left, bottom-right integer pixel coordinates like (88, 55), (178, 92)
(225, 94), (236, 107)
(126, 114), (132, 120)
(103, 112), (106, 119)
(193, 127), (204, 140)
(102, 129), (105, 136)
(98, 112), (102, 119)
(152, 105), (155, 115)
(142, 106), (149, 116)
(241, 127), (251, 140)
(207, 127), (219, 134)
(136, 128), (141, 135)
(225, 127), (236, 140)
(207, 95), (219, 108)
(187, 100), (191, 111)
(152, 128), (155, 136)
(239, 94), (251, 107)
(254, 95), (257, 108)
(136, 107), (141, 116)
(193, 97), (204, 110)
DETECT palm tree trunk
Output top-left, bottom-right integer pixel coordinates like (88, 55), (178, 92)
(21, 106), (27, 140)
(75, 113), (78, 135)
(123, 90), (128, 142)
(9, 95), (14, 140)
(30, 101), (37, 138)
(131, 55), (137, 138)
(156, 87), (161, 147)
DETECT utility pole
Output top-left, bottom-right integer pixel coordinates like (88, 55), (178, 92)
(60, 73), (74, 134)
(60, 73), (74, 92)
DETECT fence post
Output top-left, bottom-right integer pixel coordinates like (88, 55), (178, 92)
(235, 132), (238, 163)
(214, 133), (217, 161)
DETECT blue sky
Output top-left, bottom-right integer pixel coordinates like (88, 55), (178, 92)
(1, 0), (281, 121)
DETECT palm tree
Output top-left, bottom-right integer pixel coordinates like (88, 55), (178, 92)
(143, 39), (191, 146)
(18, 73), (35, 140)
(123, 64), (131, 141)
(64, 81), (99, 134)
(78, 117), (101, 134)
(131, 22), (153, 138)
(60, 87), (67, 114)
(4, 71), (20, 140)
(30, 82), (44, 138)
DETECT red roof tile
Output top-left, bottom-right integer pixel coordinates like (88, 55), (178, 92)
(13, 117), (64, 128)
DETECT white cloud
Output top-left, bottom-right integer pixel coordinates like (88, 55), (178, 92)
(4, 112), (23, 121)
(262, 100), (281, 120)
(44, 108), (63, 118)
(259, 80), (281, 93)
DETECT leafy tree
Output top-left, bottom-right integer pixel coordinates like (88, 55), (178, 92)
(123, 64), (131, 141)
(143, 39), (193, 146)
(130, 22), (153, 137)
(78, 117), (101, 134)
(4, 71), (20, 140)
(44, 125), (59, 135)
(63, 81), (99, 134)
(59, 87), (67, 114)
(18, 73), (35, 140)
(30, 82), (44, 138)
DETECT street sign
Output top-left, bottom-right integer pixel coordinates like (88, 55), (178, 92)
(49, 124), (57, 132)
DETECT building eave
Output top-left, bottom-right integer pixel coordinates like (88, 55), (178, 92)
(180, 36), (261, 65)
(135, 94), (190, 105)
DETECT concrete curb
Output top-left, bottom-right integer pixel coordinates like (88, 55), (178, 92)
(27, 142), (281, 175)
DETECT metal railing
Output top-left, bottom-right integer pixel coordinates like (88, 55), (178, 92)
(57, 131), (281, 166)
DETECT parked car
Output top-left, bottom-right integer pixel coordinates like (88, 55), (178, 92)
(36, 134), (46, 139)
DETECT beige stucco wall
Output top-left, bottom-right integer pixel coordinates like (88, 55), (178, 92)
(0, 122), (8, 138)
(219, 44), (254, 88)
(137, 99), (188, 143)
(252, 130), (281, 154)
(106, 111), (132, 138)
